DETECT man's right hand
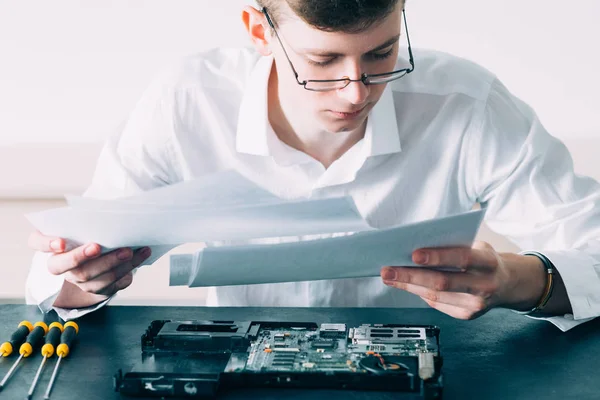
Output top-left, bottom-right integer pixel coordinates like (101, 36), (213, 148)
(28, 230), (151, 309)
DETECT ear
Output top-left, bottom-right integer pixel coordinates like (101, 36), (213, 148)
(242, 6), (272, 56)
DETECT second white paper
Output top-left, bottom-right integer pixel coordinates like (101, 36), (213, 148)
(171, 209), (486, 287)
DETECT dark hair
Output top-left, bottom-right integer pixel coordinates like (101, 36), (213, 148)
(257, 0), (401, 33)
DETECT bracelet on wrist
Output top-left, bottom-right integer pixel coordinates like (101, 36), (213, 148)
(513, 251), (555, 316)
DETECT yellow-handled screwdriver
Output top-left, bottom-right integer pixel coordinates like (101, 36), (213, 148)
(0, 321), (48, 392)
(0, 321), (33, 358)
(43, 321), (78, 400)
(26, 322), (63, 400)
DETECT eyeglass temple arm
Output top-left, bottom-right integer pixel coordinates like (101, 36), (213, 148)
(402, 9), (415, 70)
(262, 7), (306, 85)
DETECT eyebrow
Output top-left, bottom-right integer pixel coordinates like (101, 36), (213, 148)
(299, 35), (401, 57)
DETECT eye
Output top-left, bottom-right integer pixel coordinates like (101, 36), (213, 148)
(306, 57), (336, 67)
(368, 47), (394, 61)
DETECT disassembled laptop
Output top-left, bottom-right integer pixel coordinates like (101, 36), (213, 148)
(115, 320), (443, 399)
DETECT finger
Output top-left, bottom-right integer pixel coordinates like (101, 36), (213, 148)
(99, 247), (150, 293)
(65, 248), (133, 283)
(412, 246), (499, 272)
(70, 247), (150, 294)
(383, 280), (488, 311)
(47, 243), (103, 275)
(381, 267), (485, 294)
(115, 272), (134, 290)
(421, 297), (488, 320)
(76, 260), (136, 295)
(98, 271), (134, 296)
(131, 246), (152, 267)
(93, 272), (134, 298)
(28, 230), (66, 253)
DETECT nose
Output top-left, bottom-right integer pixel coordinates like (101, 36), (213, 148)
(336, 61), (369, 105)
(337, 79), (369, 105)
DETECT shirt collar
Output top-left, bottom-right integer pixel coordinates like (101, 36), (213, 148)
(236, 55), (401, 162)
(365, 84), (401, 156)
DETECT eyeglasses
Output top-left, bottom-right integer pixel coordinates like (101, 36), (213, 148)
(262, 7), (415, 92)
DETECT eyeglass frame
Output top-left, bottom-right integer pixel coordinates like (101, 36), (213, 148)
(262, 7), (415, 92)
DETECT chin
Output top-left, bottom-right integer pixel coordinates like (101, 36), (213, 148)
(322, 118), (367, 134)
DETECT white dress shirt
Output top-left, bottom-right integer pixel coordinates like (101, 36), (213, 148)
(26, 47), (600, 331)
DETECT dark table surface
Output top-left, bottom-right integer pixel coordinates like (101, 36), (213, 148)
(0, 304), (598, 400)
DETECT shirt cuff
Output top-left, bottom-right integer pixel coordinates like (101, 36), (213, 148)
(526, 314), (596, 332)
(26, 251), (65, 311)
(26, 251), (114, 321)
(51, 298), (113, 321)
(519, 249), (600, 331)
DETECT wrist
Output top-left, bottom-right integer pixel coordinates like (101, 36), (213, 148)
(53, 281), (109, 309)
(500, 253), (548, 311)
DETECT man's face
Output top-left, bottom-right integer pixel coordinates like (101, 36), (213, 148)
(268, 3), (403, 134)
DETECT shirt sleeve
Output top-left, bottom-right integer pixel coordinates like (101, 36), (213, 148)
(25, 70), (186, 320)
(464, 78), (600, 331)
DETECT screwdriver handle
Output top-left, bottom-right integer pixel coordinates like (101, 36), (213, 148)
(20, 322), (48, 357)
(56, 321), (79, 358)
(41, 323), (64, 358)
(0, 321), (33, 357)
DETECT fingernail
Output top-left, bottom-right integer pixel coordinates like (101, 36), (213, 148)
(117, 248), (132, 261)
(84, 244), (99, 257)
(381, 268), (396, 281)
(140, 247), (152, 258)
(50, 240), (62, 251)
(414, 251), (429, 264)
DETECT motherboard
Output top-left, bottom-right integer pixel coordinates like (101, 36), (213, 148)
(114, 320), (443, 399)
(237, 322), (436, 378)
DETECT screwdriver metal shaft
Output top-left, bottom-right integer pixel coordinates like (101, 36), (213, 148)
(43, 356), (62, 400)
(26, 356), (48, 400)
(0, 353), (24, 389)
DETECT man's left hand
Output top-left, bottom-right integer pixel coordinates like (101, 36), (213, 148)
(380, 241), (548, 320)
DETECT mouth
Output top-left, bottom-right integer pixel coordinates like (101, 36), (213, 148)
(328, 105), (367, 120)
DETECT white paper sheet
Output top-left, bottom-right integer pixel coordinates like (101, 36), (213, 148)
(26, 170), (374, 269)
(65, 170), (290, 212)
(170, 209), (487, 287)
(26, 196), (371, 249)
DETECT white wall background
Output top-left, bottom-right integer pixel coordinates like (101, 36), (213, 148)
(0, 0), (598, 146)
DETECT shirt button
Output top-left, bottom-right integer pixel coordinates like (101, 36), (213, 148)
(564, 313), (574, 320)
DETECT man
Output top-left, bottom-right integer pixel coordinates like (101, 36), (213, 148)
(27, 0), (600, 331)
